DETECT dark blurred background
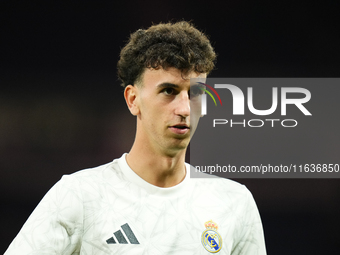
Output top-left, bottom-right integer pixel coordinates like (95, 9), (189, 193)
(1, 1), (339, 254)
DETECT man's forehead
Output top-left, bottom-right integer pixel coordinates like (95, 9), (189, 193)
(141, 67), (206, 87)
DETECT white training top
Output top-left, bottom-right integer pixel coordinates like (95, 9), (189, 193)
(5, 154), (266, 254)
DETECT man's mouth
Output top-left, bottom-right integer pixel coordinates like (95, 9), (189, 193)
(174, 125), (189, 129)
(169, 125), (190, 135)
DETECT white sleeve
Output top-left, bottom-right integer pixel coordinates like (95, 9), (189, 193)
(5, 175), (84, 255)
(232, 188), (267, 255)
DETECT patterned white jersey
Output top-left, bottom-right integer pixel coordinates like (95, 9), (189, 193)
(5, 154), (266, 254)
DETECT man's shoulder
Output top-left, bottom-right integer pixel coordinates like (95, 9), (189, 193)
(60, 156), (123, 186)
(190, 175), (250, 195)
(71, 161), (115, 177)
(188, 164), (247, 188)
(187, 164), (251, 198)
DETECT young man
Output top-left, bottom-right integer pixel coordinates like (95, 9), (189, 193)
(6, 22), (266, 254)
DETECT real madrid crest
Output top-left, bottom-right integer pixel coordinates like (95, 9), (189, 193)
(201, 220), (222, 253)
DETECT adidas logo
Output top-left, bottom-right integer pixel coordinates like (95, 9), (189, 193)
(106, 223), (139, 244)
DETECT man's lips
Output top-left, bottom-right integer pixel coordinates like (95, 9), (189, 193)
(169, 124), (190, 135)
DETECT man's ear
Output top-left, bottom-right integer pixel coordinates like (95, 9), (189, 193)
(124, 85), (140, 116)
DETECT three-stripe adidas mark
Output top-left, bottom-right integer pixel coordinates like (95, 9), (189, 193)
(106, 223), (139, 244)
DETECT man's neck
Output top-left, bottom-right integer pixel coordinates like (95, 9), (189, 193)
(126, 143), (187, 188)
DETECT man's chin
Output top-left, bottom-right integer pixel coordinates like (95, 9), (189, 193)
(167, 139), (189, 153)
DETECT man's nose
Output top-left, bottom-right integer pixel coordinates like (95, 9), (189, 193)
(175, 91), (190, 117)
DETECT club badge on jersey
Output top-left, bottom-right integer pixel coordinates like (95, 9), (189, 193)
(201, 220), (222, 253)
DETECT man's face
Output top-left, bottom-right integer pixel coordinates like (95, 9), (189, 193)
(127, 67), (206, 156)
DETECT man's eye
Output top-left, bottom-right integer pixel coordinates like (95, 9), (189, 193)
(163, 88), (174, 95)
(190, 86), (204, 98)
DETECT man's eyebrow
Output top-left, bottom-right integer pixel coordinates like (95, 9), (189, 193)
(192, 82), (206, 90)
(157, 83), (180, 89)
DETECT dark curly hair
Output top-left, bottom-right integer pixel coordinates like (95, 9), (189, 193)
(117, 21), (216, 87)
